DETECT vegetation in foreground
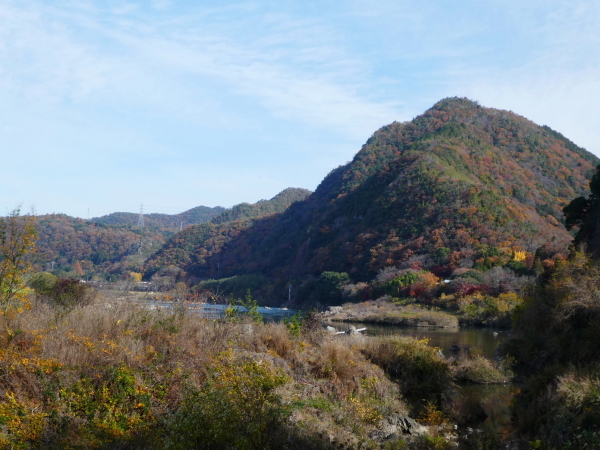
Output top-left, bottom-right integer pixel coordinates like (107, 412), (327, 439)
(0, 295), (385, 449)
(0, 283), (518, 449)
(503, 250), (600, 448)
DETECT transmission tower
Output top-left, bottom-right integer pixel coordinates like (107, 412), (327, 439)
(138, 204), (145, 227)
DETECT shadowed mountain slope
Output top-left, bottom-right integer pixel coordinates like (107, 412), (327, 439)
(142, 188), (312, 277)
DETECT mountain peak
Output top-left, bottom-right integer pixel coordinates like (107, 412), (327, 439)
(144, 99), (598, 304)
(429, 96), (481, 111)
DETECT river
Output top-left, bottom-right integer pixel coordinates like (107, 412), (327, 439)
(138, 299), (300, 321)
(342, 322), (506, 358)
(328, 321), (517, 439)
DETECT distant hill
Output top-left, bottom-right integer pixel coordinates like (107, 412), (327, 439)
(147, 98), (598, 304)
(34, 214), (164, 278)
(92, 205), (226, 229)
(35, 203), (226, 278)
(32, 192), (310, 279)
(32, 189), (311, 280)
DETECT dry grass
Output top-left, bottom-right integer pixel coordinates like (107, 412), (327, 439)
(556, 371), (600, 408)
(8, 298), (236, 372)
(324, 301), (459, 328)
(0, 295), (425, 449)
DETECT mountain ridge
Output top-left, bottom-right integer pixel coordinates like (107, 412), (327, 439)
(91, 205), (226, 228)
(142, 97), (598, 304)
(33, 188), (311, 279)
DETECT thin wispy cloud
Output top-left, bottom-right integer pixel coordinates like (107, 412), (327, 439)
(0, 1), (393, 137)
(0, 0), (598, 216)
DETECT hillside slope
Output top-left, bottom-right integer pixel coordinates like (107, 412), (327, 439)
(153, 98), (598, 301)
(35, 214), (164, 278)
(34, 190), (310, 280)
(143, 188), (312, 277)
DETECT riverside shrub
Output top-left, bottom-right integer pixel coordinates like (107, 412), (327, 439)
(362, 336), (451, 409)
(42, 278), (97, 309)
(450, 355), (509, 384)
(164, 349), (289, 450)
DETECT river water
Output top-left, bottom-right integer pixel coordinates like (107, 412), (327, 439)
(327, 321), (517, 439)
(139, 300), (300, 321)
(341, 323), (506, 358)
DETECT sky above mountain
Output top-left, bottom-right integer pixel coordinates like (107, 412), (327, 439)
(1, 0), (599, 217)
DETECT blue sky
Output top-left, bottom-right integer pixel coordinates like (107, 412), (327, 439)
(1, 0), (599, 217)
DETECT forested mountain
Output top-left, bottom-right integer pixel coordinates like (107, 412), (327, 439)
(33, 189), (310, 280)
(143, 188), (312, 277)
(144, 98), (598, 303)
(34, 205), (226, 278)
(92, 205), (225, 228)
(35, 214), (164, 278)
(210, 188), (312, 224)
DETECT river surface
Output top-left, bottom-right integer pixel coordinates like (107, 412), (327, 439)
(334, 322), (506, 358)
(139, 300), (299, 321)
(328, 321), (517, 439)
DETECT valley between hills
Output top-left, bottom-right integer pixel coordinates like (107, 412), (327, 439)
(3, 97), (600, 448)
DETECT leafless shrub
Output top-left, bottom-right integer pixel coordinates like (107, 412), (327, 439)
(375, 266), (401, 283)
(341, 282), (370, 302)
(482, 266), (535, 296)
(399, 254), (432, 270)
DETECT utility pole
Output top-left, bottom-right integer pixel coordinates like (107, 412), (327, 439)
(180, 221), (183, 232)
(137, 204), (145, 227)
(288, 284), (292, 303)
(137, 204), (145, 255)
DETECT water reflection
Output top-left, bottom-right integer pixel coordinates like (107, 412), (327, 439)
(328, 321), (516, 436)
(333, 322), (506, 358)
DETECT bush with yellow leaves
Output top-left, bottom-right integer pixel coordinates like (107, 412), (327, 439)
(164, 349), (289, 450)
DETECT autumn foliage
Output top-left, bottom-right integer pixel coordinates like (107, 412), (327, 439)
(138, 98), (595, 306)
